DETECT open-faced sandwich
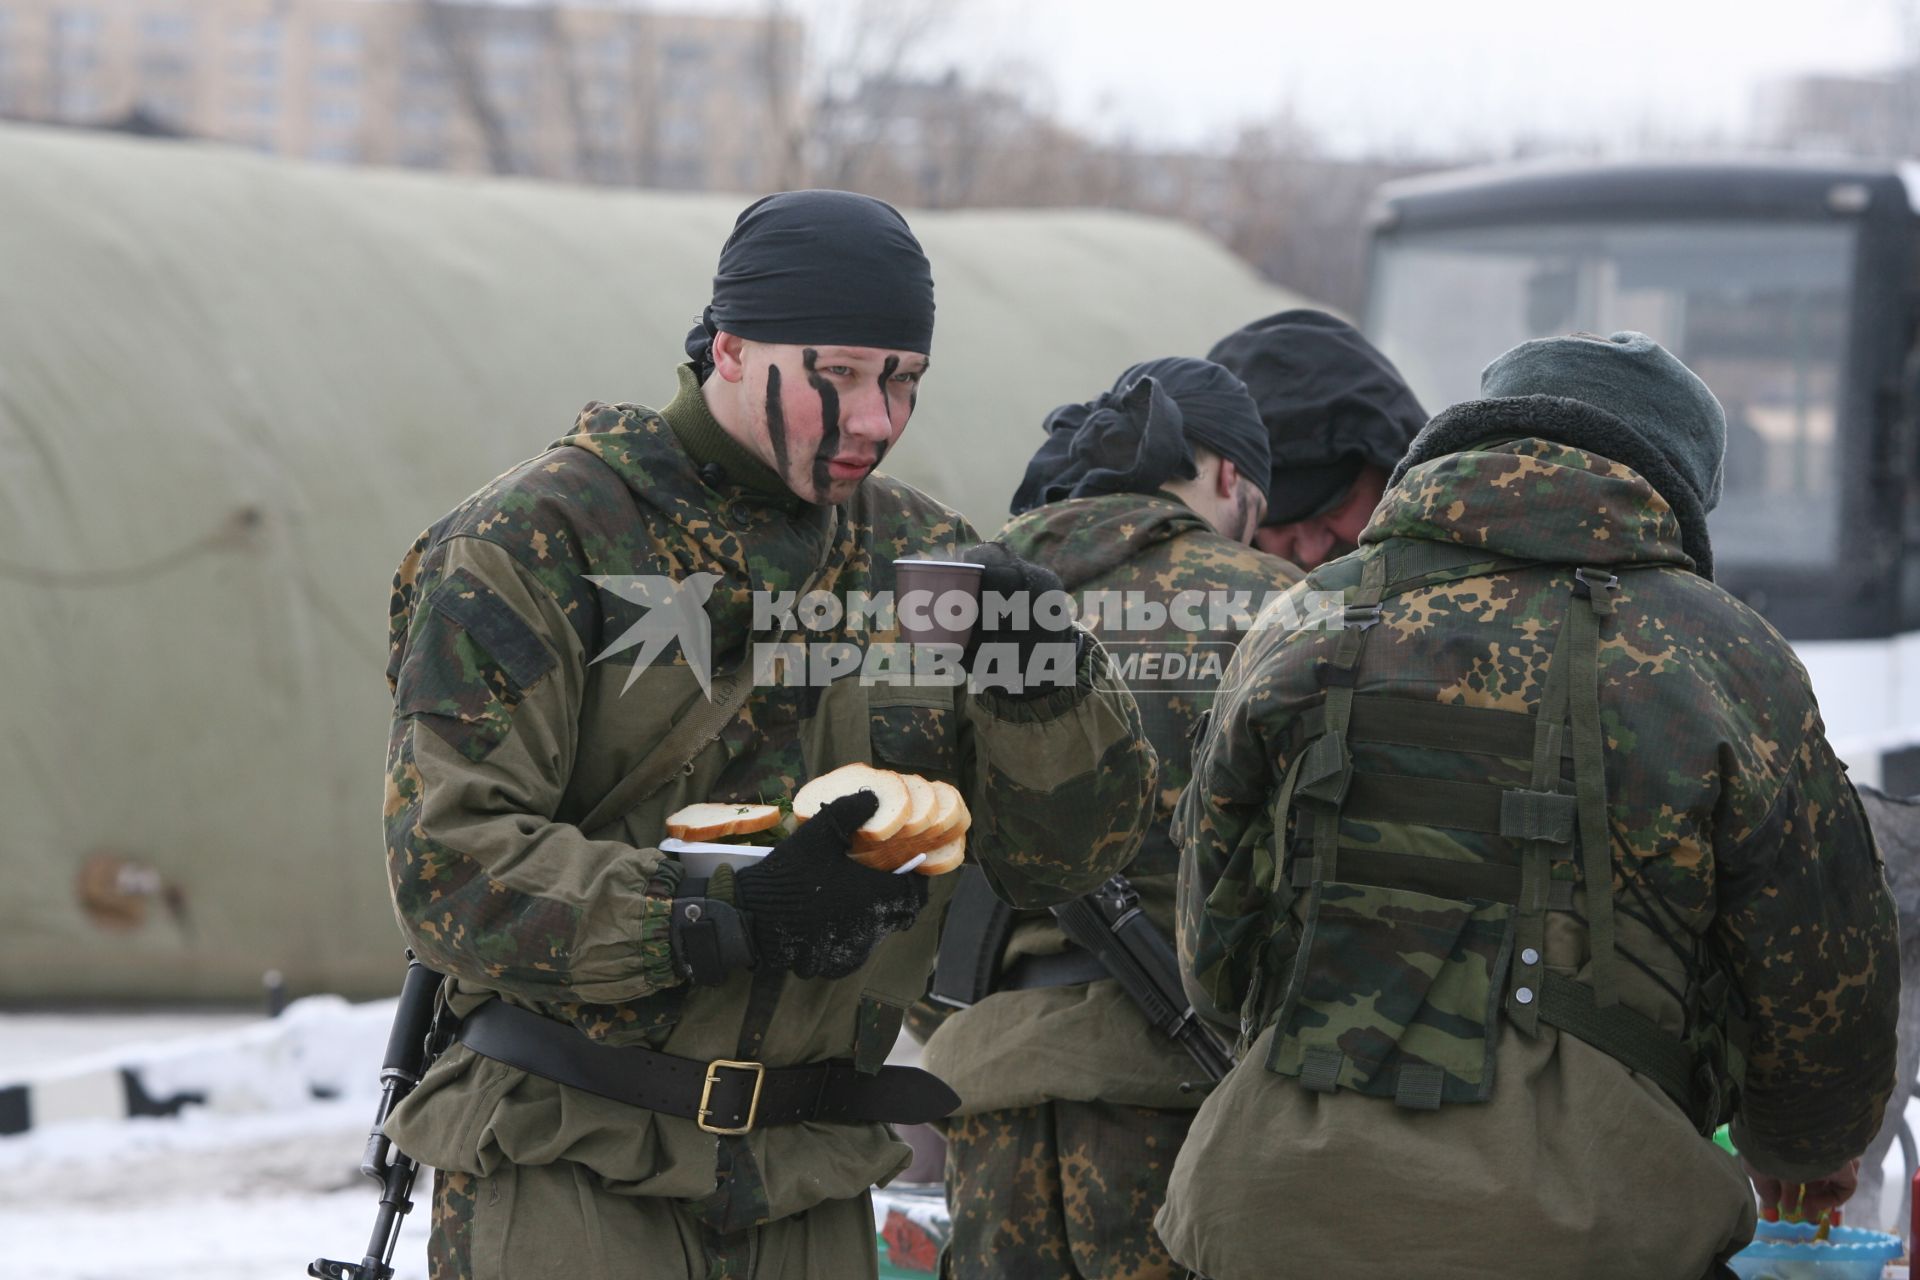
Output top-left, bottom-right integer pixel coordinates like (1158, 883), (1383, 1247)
(663, 803), (785, 843)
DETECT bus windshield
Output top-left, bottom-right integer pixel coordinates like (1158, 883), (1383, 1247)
(1367, 221), (1856, 570)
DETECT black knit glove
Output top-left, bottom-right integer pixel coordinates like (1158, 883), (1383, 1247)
(733, 791), (929, 980)
(963, 541), (1081, 700)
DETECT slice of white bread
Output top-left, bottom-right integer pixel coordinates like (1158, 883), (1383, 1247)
(914, 830), (967, 876)
(792, 764), (912, 844)
(897, 773), (938, 838)
(854, 778), (963, 852)
(850, 781), (972, 871)
(665, 803), (783, 842)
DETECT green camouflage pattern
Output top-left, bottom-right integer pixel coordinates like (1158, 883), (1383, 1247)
(944, 1101), (1193, 1280)
(1177, 432), (1900, 1181)
(1001, 493), (1302, 867)
(1263, 880), (1511, 1103)
(922, 494), (1297, 1113)
(381, 373), (1154, 1239)
(429, 1168), (476, 1280)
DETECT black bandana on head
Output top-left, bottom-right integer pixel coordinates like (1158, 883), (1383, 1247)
(1010, 358), (1270, 515)
(1207, 309), (1427, 525)
(685, 190), (936, 377)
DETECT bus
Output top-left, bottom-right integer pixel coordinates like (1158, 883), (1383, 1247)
(1364, 158), (1920, 789)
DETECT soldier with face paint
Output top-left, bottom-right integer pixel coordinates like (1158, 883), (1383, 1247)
(378, 191), (1155, 1280)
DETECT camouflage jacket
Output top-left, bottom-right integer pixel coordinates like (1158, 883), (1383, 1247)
(379, 382), (1153, 1230)
(1170, 435), (1898, 1266)
(922, 493), (1299, 1113)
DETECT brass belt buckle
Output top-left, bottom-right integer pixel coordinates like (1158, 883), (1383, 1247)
(697, 1058), (766, 1135)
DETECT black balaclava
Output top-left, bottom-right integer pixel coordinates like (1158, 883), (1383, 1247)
(685, 190), (935, 376)
(1010, 357), (1270, 515)
(1207, 309), (1427, 525)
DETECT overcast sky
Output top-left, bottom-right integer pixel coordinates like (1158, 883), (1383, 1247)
(786, 0), (1913, 156)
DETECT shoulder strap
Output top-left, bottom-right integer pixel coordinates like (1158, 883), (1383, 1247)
(576, 508), (849, 838)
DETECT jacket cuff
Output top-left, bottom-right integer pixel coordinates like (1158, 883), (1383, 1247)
(1729, 1115), (1867, 1184)
(968, 628), (1095, 723)
(632, 864), (686, 991)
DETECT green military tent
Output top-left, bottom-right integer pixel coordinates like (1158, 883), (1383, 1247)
(0, 122), (1310, 1000)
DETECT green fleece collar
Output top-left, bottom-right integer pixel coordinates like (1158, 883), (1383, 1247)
(661, 363), (801, 511)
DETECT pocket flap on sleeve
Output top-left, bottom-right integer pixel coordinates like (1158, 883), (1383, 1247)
(396, 566), (558, 762)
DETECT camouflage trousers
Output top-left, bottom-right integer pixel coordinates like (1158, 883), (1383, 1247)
(942, 1101), (1193, 1280)
(429, 1165), (878, 1280)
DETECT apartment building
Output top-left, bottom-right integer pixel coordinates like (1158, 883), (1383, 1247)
(1752, 69), (1920, 159)
(0, 0), (804, 189)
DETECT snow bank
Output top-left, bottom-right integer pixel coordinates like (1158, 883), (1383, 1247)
(0, 996), (394, 1135)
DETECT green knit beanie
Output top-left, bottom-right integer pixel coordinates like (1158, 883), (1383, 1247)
(1480, 332), (1726, 512)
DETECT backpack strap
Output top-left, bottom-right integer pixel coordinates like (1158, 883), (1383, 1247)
(1293, 549), (1388, 887)
(1504, 594), (1575, 1036)
(1567, 567), (1621, 1006)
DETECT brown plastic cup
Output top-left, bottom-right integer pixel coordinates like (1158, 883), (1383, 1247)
(893, 559), (984, 649)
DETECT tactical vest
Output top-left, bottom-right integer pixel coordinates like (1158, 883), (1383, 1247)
(1243, 538), (1747, 1133)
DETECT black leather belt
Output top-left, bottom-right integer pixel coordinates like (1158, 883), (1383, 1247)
(998, 947), (1110, 991)
(457, 1000), (959, 1135)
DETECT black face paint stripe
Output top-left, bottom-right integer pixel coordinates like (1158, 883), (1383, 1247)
(764, 363), (792, 482)
(802, 347), (841, 497)
(878, 356), (900, 431)
(872, 355), (902, 469)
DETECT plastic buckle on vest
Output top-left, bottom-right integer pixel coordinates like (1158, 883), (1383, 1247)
(1571, 569), (1619, 600)
(698, 1058), (767, 1135)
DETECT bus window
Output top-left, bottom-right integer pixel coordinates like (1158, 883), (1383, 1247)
(1369, 222), (1855, 570)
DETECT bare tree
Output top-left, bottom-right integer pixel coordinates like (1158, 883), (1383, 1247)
(1203, 111), (1442, 315)
(528, 4), (592, 183)
(416, 0), (517, 175)
(625, 13), (665, 188)
(788, 0), (956, 191)
(757, 0), (808, 190)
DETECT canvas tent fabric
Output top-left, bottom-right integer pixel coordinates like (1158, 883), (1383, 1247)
(0, 122), (1309, 1000)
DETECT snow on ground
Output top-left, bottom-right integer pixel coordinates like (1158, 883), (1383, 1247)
(0, 1101), (430, 1279)
(1, 999), (427, 1280)
(0, 1010), (258, 1074)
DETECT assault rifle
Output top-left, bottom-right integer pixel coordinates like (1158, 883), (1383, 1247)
(1048, 876), (1234, 1084)
(311, 953), (450, 1280)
